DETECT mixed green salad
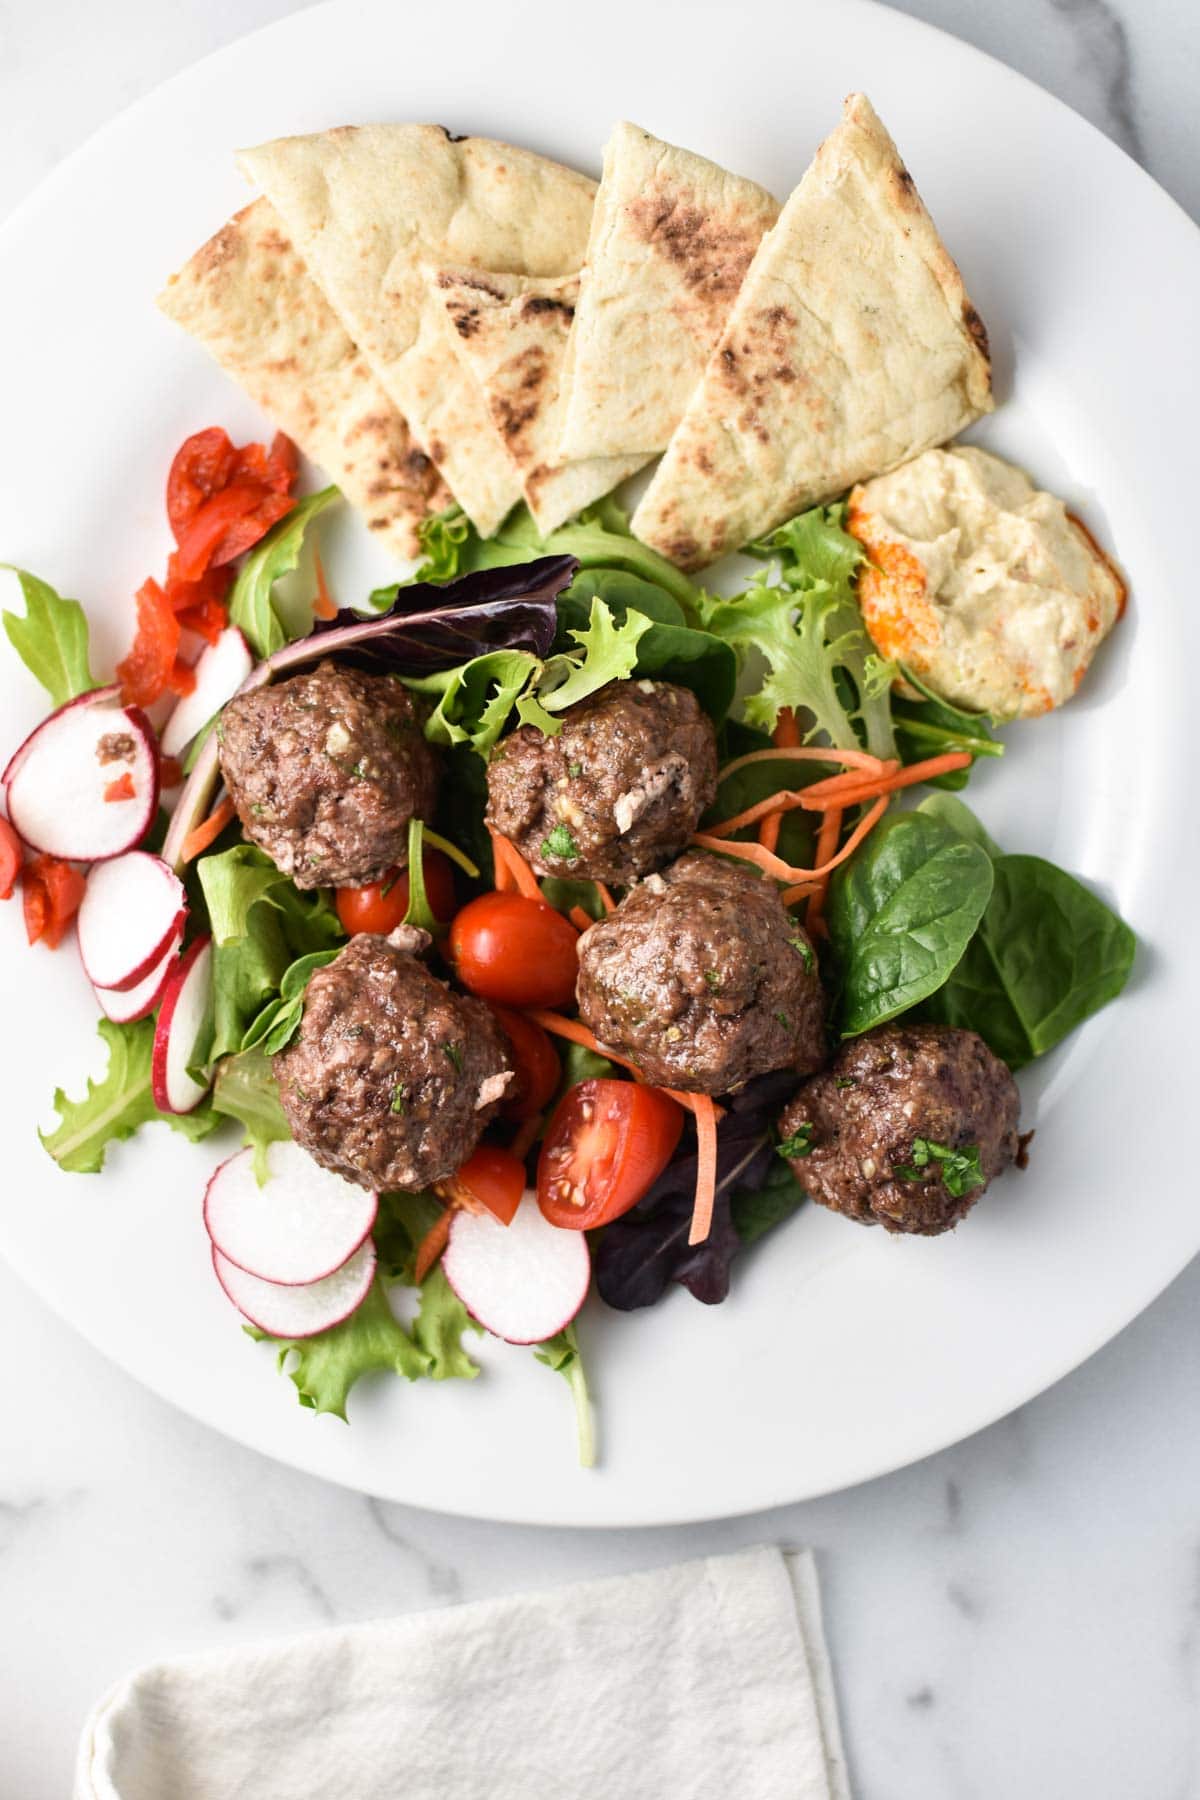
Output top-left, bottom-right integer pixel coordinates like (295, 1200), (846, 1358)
(0, 431), (1135, 1465)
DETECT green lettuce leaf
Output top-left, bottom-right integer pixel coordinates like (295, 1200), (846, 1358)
(405, 648), (541, 752)
(240, 948), (341, 1055)
(534, 1323), (595, 1467)
(198, 844), (288, 946)
(730, 1157), (806, 1245)
(264, 1278), (430, 1420)
(228, 486), (340, 659)
(413, 1264), (482, 1380)
(702, 503), (895, 757)
(40, 1018), (221, 1174)
(210, 1048), (291, 1179)
(557, 571), (737, 723)
(2, 565), (96, 707)
(536, 596), (651, 713)
(372, 1189), (443, 1282)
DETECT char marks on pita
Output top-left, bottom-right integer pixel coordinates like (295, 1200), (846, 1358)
(431, 267), (648, 537)
(630, 94), (994, 570)
(556, 122), (780, 462)
(236, 124), (597, 537)
(157, 199), (448, 561)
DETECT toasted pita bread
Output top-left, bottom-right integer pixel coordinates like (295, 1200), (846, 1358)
(236, 125), (597, 536)
(556, 122), (779, 461)
(157, 200), (448, 561)
(430, 267), (647, 535)
(631, 94), (994, 569)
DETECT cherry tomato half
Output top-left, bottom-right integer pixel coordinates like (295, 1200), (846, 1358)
(440, 1145), (525, 1226)
(448, 893), (578, 1009)
(537, 1079), (685, 1230)
(336, 849), (457, 937)
(491, 1007), (561, 1120)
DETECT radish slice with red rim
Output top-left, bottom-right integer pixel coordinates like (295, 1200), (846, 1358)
(94, 928), (183, 1024)
(204, 1141), (378, 1287)
(77, 851), (187, 991)
(212, 1238), (376, 1338)
(161, 628), (254, 758)
(152, 936), (213, 1113)
(443, 1196), (590, 1345)
(3, 687), (159, 861)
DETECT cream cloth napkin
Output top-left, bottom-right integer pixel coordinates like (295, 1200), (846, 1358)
(75, 1546), (850, 1800)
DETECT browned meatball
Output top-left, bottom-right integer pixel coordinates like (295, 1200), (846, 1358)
(575, 852), (826, 1094)
(485, 680), (717, 884)
(273, 934), (513, 1192)
(218, 661), (439, 889)
(779, 1023), (1020, 1235)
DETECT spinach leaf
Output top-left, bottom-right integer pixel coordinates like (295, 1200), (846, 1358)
(228, 487), (340, 658)
(923, 853), (1135, 1068)
(730, 1156), (806, 1245)
(892, 669), (1003, 790)
(916, 792), (1003, 860)
(2, 565), (96, 707)
(828, 812), (994, 1036)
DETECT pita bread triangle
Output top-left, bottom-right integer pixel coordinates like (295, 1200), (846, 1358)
(157, 199), (448, 562)
(631, 94), (993, 569)
(236, 124), (597, 537)
(556, 121), (780, 461)
(429, 267), (648, 536)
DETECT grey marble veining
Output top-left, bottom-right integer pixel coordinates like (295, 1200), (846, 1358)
(2, 3), (1199, 1797)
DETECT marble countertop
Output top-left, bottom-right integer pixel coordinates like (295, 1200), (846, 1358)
(2, 3), (1198, 1795)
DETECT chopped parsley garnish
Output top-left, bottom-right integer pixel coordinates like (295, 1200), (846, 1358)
(835, 1075), (857, 1090)
(350, 761), (368, 779)
(775, 1011), (790, 1029)
(567, 761), (583, 778)
(894, 1138), (984, 1198)
(777, 1123), (815, 1159)
(704, 970), (722, 990)
(788, 935), (815, 973)
(443, 1043), (463, 1073)
(540, 823), (580, 863)
(389, 1084), (407, 1114)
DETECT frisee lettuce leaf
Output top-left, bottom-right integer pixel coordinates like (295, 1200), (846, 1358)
(534, 1323), (595, 1468)
(413, 1264), (482, 1381)
(228, 486), (340, 659)
(702, 503), (895, 758)
(40, 1018), (220, 1174)
(259, 1278), (430, 1420)
(2, 565), (97, 707)
(210, 1048), (291, 1181)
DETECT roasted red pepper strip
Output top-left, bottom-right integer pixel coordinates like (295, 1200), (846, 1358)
(104, 772), (136, 803)
(22, 855), (86, 949)
(117, 578), (181, 709)
(167, 428), (238, 540)
(0, 819), (21, 900)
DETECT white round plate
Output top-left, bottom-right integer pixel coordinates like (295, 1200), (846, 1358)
(1, 0), (1197, 1526)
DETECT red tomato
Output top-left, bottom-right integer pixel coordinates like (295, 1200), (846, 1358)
(0, 818), (22, 900)
(448, 893), (578, 1009)
(491, 1007), (561, 1120)
(440, 1145), (525, 1226)
(21, 855), (86, 950)
(336, 848), (457, 937)
(537, 1079), (685, 1230)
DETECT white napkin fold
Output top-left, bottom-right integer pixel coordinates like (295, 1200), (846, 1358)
(75, 1545), (850, 1800)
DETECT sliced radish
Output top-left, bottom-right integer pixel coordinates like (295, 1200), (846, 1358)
(3, 687), (159, 861)
(161, 628), (253, 758)
(213, 1238), (376, 1338)
(94, 928), (183, 1024)
(77, 851), (187, 991)
(161, 662), (270, 874)
(152, 935), (213, 1113)
(204, 1141), (378, 1286)
(442, 1196), (590, 1345)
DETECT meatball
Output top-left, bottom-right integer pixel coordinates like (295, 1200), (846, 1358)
(273, 934), (513, 1192)
(575, 851), (826, 1094)
(778, 1022), (1020, 1235)
(485, 679), (718, 884)
(218, 661), (439, 889)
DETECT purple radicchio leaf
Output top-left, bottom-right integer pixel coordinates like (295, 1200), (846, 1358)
(594, 1070), (806, 1313)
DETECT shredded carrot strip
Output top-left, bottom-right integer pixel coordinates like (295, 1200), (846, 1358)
(717, 744), (887, 783)
(780, 882), (821, 905)
(758, 812), (784, 856)
(526, 1011), (723, 1121)
(799, 752), (972, 810)
(180, 795), (235, 863)
(489, 831), (542, 901)
(414, 1208), (452, 1284)
(693, 794), (890, 884)
(805, 805), (845, 933)
(568, 905), (594, 934)
(799, 759), (902, 805)
(706, 789), (813, 840)
(509, 1113), (543, 1162)
(687, 1095), (719, 1246)
(488, 829), (515, 893)
(772, 707), (801, 749)
(595, 882), (616, 916)
(311, 547), (337, 620)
